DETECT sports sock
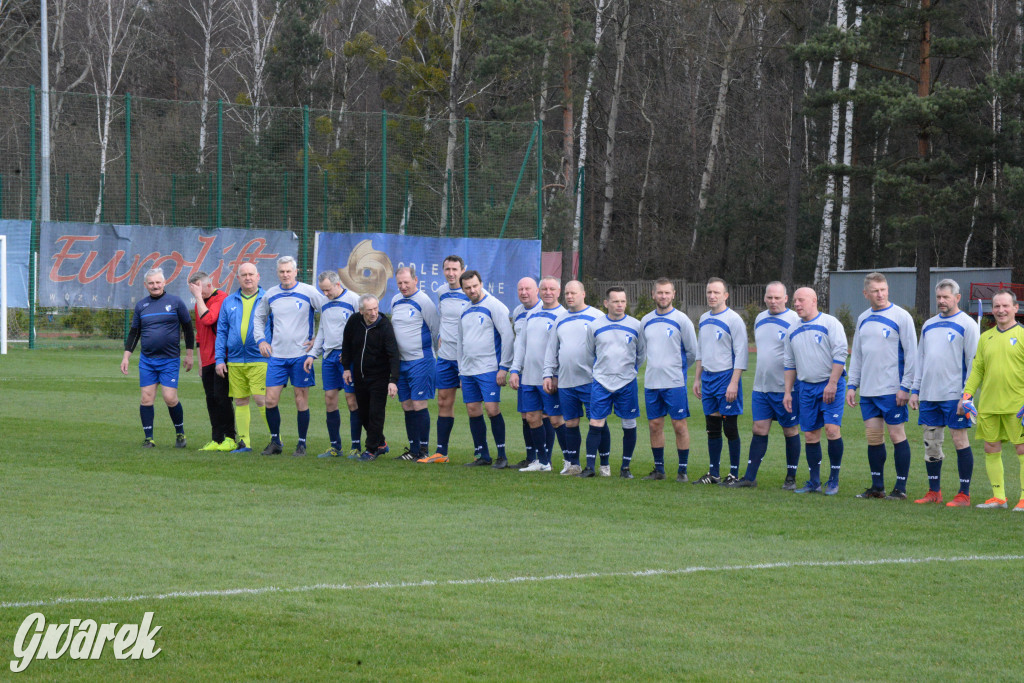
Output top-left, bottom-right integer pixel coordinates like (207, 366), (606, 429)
(140, 404), (155, 439)
(522, 419), (535, 463)
(708, 437), (723, 478)
(622, 427), (637, 469)
(805, 441), (822, 485)
(567, 425), (582, 465)
(867, 443), (886, 490)
(404, 411), (415, 452)
(258, 404), (266, 427)
(585, 427), (601, 470)
(297, 409), (310, 444)
(745, 434), (769, 480)
(326, 409), (341, 449)
(727, 438), (741, 478)
(544, 421), (556, 463)
(266, 406), (281, 442)
(469, 415), (490, 460)
(827, 437), (844, 484)
(785, 433), (801, 480)
(652, 446), (665, 472)
(956, 446), (973, 495)
(985, 451), (1005, 500)
(349, 409), (361, 451)
(234, 403), (251, 444)
(892, 439), (911, 492)
(530, 425), (547, 465)
(489, 414), (506, 460)
(168, 402), (184, 435)
(678, 449), (689, 475)
(599, 424), (611, 467)
(416, 408), (431, 453)
(436, 416), (455, 456)
(554, 423), (568, 455)
(925, 459), (942, 493)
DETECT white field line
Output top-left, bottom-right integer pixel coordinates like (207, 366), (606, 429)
(3, 554), (1023, 610)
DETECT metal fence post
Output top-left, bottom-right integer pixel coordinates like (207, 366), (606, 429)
(28, 86), (37, 348)
(283, 171), (289, 230)
(463, 117), (469, 237)
(64, 173), (69, 220)
(576, 167), (585, 281)
(124, 93), (131, 223)
(381, 110), (387, 233)
(216, 100), (223, 229)
(302, 105), (310, 279)
(322, 171), (328, 232)
(446, 169), (452, 236)
(171, 174), (176, 226)
(499, 124), (538, 239)
(536, 120), (543, 240)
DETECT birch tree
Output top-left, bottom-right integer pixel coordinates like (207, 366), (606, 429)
(597, 0), (629, 265)
(574, 0), (611, 250)
(692, 2), (748, 251)
(184, 0), (229, 172)
(813, 0), (846, 290)
(440, 0), (468, 235)
(226, 0), (280, 144)
(84, 0), (144, 222)
(835, 2), (860, 271)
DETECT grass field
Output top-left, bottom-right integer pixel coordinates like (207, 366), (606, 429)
(3, 347), (1024, 680)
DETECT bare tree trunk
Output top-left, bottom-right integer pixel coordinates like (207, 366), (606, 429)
(440, 0), (466, 235)
(597, 0), (629, 264)
(560, 0), (574, 280)
(227, 0), (279, 144)
(691, 3), (747, 251)
(814, 0), (847, 291)
(781, 3), (807, 290)
(185, 0), (226, 174)
(964, 166), (985, 266)
(573, 0), (610, 247)
(636, 85), (655, 273)
(836, 3), (860, 271)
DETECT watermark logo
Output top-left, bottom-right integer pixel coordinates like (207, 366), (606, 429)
(10, 612), (161, 673)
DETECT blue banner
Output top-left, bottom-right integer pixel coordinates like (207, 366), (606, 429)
(39, 222), (298, 309)
(0, 219), (32, 308)
(314, 232), (542, 312)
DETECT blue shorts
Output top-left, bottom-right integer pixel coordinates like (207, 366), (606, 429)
(321, 350), (354, 394)
(461, 372), (501, 404)
(518, 384), (561, 416)
(267, 356), (316, 388)
(700, 370), (743, 416)
(860, 394), (908, 425)
(139, 354), (180, 388)
(919, 399), (971, 430)
(797, 377), (846, 432)
(590, 379), (640, 421)
(436, 358), (461, 390)
(559, 385), (591, 421)
(752, 390), (798, 427)
(398, 357), (436, 402)
(645, 387), (690, 421)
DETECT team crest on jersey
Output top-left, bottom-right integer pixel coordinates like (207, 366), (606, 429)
(478, 315), (485, 325)
(947, 331), (955, 343)
(624, 334), (634, 344)
(164, 304), (172, 312)
(814, 333), (823, 344)
(666, 328), (675, 338)
(715, 330), (723, 340)
(1012, 338), (1019, 346)
(295, 301), (302, 310)
(777, 330), (785, 341)
(546, 322), (553, 331)
(883, 328), (891, 338)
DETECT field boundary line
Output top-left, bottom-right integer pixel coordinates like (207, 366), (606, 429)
(4, 554), (1022, 610)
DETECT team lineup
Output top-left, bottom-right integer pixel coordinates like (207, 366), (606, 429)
(120, 255), (1024, 509)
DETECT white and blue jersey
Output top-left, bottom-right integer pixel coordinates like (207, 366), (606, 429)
(912, 310), (979, 403)
(309, 288), (360, 360)
(640, 308), (697, 390)
(391, 290), (439, 362)
(753, 309), (801, 393)
(847, 303), (917, 397)
(696, 307), (749, 374)
(253, 281), (325, 359)
(456, 292), (515, 377)
(512, 304), (565, 386)
(437, 285), (470, 362)
(784, 312), (848, 432)
(544, 306), (598, 389)
(586, 314), (646, 392)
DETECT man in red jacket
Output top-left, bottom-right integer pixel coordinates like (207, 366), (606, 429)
(189, 272), (237, 451)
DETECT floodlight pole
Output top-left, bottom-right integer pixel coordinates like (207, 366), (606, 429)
(40, 0), (51, 222)
(1, 234), (7, 355)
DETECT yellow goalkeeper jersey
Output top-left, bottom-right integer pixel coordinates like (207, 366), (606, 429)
(963, 323), (1024, 414)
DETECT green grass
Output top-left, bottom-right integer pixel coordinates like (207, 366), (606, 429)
(3, 348), (1024, 680)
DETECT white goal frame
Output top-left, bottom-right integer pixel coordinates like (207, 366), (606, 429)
(1, 234), (7, 354)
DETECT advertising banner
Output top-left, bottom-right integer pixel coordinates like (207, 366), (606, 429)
(39, 222), (298, 308)
(314, 232), (542, 312)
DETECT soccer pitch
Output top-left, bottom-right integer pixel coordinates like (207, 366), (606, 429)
(3, 348), (1024, 680)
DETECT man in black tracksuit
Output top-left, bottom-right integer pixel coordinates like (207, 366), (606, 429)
(342, 294), (400, 460)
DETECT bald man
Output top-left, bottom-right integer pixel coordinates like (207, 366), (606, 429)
(782, 287), (848, 495)
(510, 277), (541, 467)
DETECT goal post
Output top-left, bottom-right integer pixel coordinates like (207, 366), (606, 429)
(1, 234), (7, 354)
